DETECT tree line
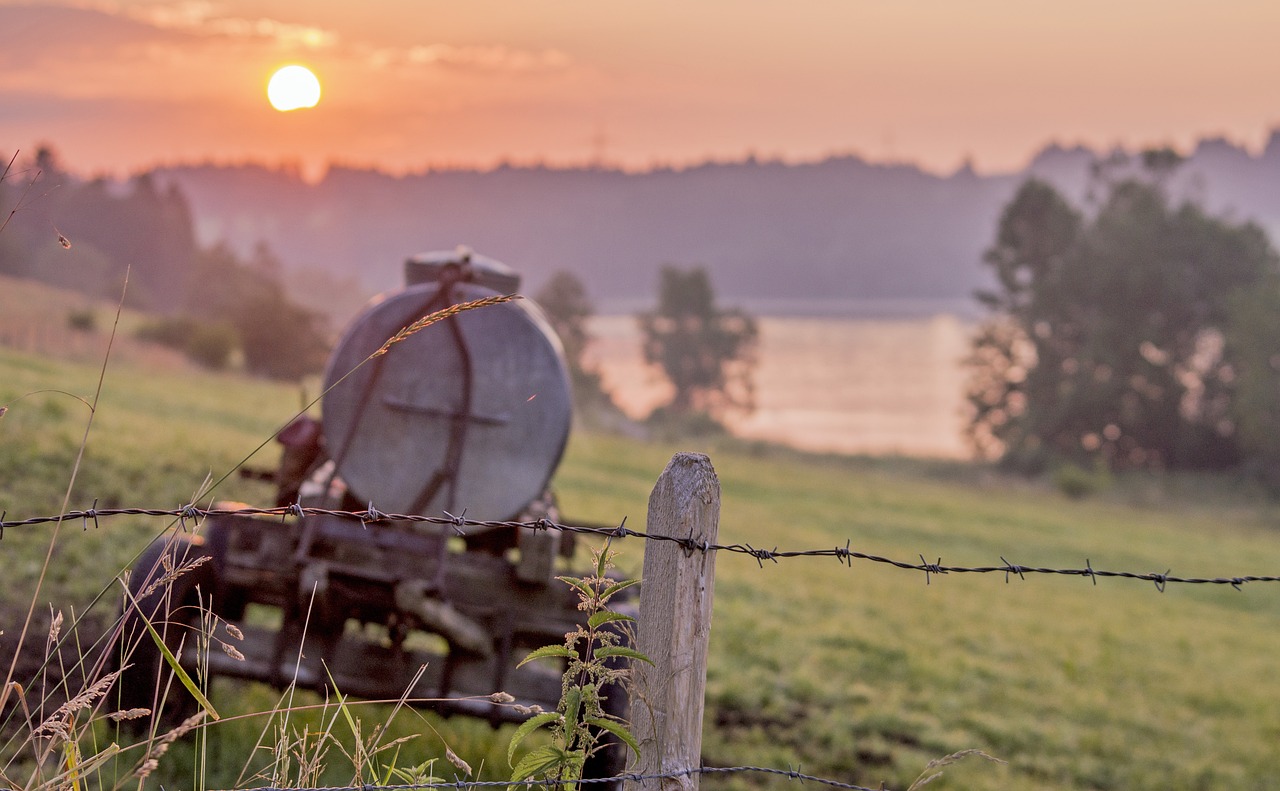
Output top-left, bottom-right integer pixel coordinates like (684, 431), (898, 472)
(0, 148), (328, 379)
(2, 147), (759, 420)
(968, 149), (1280, 483)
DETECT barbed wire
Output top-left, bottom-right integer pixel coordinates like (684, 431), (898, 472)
(235, 764), (886, 791)
(3, 503), (1278, 591)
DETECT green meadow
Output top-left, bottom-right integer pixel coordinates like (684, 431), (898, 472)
(4, 283), (1280, 789)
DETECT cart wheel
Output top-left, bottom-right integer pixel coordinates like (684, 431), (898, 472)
(114, 536), (220, 730)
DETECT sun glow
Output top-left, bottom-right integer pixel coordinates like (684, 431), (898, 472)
(267, 65), (322, 111)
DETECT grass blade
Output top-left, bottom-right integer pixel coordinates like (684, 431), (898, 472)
(119, 581), (220, 721)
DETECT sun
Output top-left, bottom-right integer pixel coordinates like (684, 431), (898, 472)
(267, 65), (322, 112)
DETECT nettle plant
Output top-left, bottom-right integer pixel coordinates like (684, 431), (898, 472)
(507, 545), (649, 787)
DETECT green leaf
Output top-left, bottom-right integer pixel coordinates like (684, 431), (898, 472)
(507, 711), (561, 766)
(600, 578), (642, 600)
(587, 611), (636, 630)
(510, 745), (568, 783)
(562, 686), (582, 743)
(119, 581), (220, 720)
(585, 717), (641, 757)
(596, 547), (610, 579)
(517, 644), (574, 668)
(556, 575), (596, 598)
(593, 646), (654, 665)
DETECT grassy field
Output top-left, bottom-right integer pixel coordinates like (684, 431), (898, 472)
(4, 284), (1280, 789)
(565, 434), (1280, 790)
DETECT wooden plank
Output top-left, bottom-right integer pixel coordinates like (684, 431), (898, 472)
(624, 453), (720, 791)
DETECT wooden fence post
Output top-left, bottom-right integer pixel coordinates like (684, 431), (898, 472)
(624, 453), (720, 791)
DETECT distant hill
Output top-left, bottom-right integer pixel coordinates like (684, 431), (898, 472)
(150, 130), (1280, 316)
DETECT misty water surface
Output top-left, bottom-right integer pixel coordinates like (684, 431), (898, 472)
(586, 314), (973, 458)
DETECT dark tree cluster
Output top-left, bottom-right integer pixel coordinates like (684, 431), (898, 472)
(535, 270), (605, 402)
(638, 266), (758, 421)
(968, 159), (1280, 476)
(0, 148), (195, 307)
(0, 147), (329, 381)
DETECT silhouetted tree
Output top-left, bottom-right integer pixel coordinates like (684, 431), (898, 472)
(187, 242), (330, 380)
(1225, 274), (1280, 485)
(536, 271), (593, 376)
(968, 169), (1280, 472)
(638, 265), (758, 418)
(0, 147), (198, 307)
(535, 270), (611, 404)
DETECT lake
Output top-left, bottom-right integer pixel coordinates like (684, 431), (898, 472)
(584, 313), (975, 458)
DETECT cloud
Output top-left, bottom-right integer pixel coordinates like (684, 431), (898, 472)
(108, 0), (569, 72)
(388, 44), (573, 73)
(0, 3), (187, 70)
(0, 1), (573, 92)
(127, 0), (338, 49)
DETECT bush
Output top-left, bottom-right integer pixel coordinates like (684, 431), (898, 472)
(185, 322), (239, 370)
(643, 406), (728, 440)
(66, 308), (97, 332)
(137, 315), (199, 349)
(1052, 461), (1111, 500)
(136, 315), (240, 370)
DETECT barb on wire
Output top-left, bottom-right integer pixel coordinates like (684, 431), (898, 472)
(5, 504), (1280, 590)
(232, 765), (887, 791)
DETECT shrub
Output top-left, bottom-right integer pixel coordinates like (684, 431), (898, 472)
(1053, 461), (1110, 500)
(137, 315), (200, 349)
(185, 321), (239, 370)
(136, 315), (240, 370)
(66, 308), (97, 332)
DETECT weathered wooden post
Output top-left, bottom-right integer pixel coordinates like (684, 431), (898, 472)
(624, 453), (720, 791)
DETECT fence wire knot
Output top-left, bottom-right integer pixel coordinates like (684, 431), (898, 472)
(1152, 569), (1171, 593)
(286, 502), (306, 520)
(742, 543), (778, 568)
(443, 509), (468, 536)
(1000, 556), (1025, 583)
(611, 516), (631, 539)
(361, 502), (384, 527)
(177, 502), (201, 531)
(920, 555), (945, 584)
(82, 498), (100, 531)
(678, 529), (711, 557)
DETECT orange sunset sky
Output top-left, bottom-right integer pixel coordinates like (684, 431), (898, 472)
(2, 0), (1278, 178)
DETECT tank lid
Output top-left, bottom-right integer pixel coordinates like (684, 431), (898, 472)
(405, 246), (521, 293)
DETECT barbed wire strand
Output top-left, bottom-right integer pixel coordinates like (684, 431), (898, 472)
(3, 504), (1279, 590)
(235, 764), (885, 791)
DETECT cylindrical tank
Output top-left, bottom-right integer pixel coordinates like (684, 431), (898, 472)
(320, 248), (572, 521)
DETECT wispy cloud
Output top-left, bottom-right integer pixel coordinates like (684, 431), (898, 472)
(0, 1), (574, 92)
(111, 0), (570, 72)
(126, 0), (337, 49)
(367, 43), (573, 73)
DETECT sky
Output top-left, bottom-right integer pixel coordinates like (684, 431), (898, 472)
(1, 0), (1278, 179)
